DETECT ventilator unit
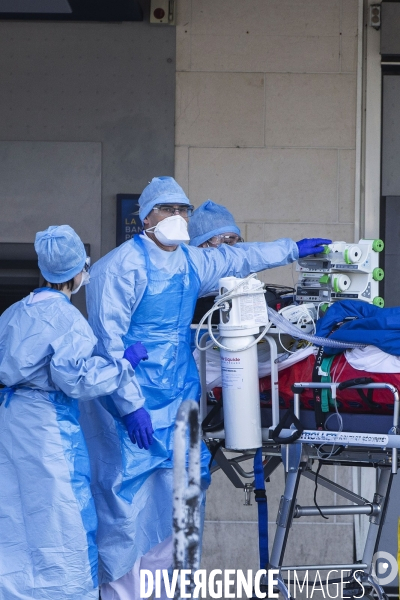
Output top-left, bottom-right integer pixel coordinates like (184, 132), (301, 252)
(295, 239), (384, 307)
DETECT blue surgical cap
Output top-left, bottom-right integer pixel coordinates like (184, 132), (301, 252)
(188, 200), (241, 247)
(139, 176), (190, 220)
(35, 225), (87, 283)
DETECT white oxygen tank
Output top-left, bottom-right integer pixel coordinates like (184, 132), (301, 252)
(218, 276), (268, 450)
(220, 336), (261, 450)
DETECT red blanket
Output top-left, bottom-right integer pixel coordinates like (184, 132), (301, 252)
(213, 354), (400, 414)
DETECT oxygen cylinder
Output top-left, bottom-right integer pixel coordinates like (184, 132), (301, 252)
(220, 335), (262, 450)
(217, 276), (267, 451)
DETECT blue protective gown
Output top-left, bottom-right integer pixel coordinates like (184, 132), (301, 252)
(82, 233), (298, 584)
(0, 288), (140, 600)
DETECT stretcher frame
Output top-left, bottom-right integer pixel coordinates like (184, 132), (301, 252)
(199, 333), (400, 600)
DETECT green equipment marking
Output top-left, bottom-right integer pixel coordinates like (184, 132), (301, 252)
(344, 249), (352, 265)
(319, 275), (330, 284)
(372, 296), (385, 307)
(372, 239), (384, 252)
(372, 267), (384, 281)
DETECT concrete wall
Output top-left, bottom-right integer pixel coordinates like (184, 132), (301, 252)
(175, 0), (358, 287)
(174, 0), (358, 575)
(0, 8), (175, 259)
(0, 7), (175, 314)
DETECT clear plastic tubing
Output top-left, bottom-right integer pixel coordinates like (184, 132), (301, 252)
(268, 306), (365, 349)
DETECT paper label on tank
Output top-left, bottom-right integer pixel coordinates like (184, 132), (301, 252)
(253, 294), (269, 324)
(221, 356), (244, 389)
(239, 293), (268, 325)
(239, 295), (255, 323)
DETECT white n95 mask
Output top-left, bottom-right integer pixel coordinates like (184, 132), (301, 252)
(149, 215), (190, 246)
(71, 270), (90, 295)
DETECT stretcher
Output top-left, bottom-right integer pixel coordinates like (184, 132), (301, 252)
(199, 333), (400, 600)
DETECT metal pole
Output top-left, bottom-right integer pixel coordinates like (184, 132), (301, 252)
(198, 331), (210, 423)
(173, 400), (201, 600)
(294, 504), (374, 517)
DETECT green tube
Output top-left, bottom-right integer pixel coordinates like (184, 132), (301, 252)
(333, 277), (340, 293)
(344, 249), (352, 265)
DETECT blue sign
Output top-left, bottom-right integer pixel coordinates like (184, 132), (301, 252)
(116, 194), (142, 246)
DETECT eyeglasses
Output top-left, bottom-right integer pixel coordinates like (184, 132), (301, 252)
(152, 204), (194, 218)
(206, 234), (244, 247)
(83, 257), (91, 272)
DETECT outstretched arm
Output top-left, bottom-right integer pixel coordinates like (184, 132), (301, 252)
(189, 238), (298, 297)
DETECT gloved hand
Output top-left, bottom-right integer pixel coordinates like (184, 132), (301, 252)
(123, 342), (148, 369)
(122, 407), (154, 450)
(296, 238), (332, 258)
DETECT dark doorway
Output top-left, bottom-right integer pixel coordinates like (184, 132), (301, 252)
(0, 244), (40, 315)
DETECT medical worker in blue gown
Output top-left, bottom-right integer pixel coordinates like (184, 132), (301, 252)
(82, 177), (330, 600)
(0, 225), (149, 600)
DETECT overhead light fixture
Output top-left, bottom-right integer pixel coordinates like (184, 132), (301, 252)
(0, 0), (71, 13)
(0, 0), (143, 21)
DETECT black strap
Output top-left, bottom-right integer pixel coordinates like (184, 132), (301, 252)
(201, 400), (224, 433)
(271, 407), (304, 444)
(356, 388), (375, 409)
(314, 462), (329, 520)
(312, 346), (326, 430)
(208, 440), (224, 470)
(336, 377), (376, 410)
(337, 376), (374, 390)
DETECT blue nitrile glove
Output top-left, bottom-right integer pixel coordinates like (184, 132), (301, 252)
(122, 407), (154, 450)
(296, 238), (332, 258)
(123, 341), (148, 369)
